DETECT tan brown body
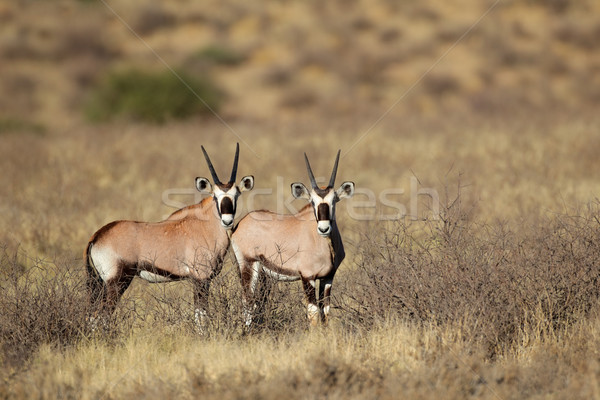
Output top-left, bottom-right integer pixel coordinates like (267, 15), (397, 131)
(84, 143), (254, 331)
(231, 150), (354, 328)
(232, 205), (344, 281)
(87, 198), (228, 285)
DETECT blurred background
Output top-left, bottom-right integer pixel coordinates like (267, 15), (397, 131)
(1, 0), (600, 257)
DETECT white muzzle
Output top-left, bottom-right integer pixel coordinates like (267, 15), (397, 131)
(317, 221), (331, 236)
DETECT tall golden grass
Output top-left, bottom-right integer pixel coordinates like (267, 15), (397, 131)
(2, 116), (600, 398)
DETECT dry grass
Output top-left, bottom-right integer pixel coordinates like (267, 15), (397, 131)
(2, 0), (600, 398)
(2, 161), (600, 398)
(3, 306), (600, 399)
(339, 190), (600, 357)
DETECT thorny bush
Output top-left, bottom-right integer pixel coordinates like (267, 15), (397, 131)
(2, 196), (600, 365)
(338, 195), (600, 357)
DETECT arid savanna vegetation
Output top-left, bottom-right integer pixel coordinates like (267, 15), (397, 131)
(2, 0), (600, 398)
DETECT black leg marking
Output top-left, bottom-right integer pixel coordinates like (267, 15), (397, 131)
(302, 279), (319, 327)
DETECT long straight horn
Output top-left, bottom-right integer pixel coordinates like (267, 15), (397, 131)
(328, 149), (341, 188)
(304, 153), (318, 190)
(229, 143), (239, 184)
(201, 145), (221, 184)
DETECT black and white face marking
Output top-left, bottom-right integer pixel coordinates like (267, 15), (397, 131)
(197, 175), (254, 229)
(199, 142), (254, 229)
(292, 182), (354, 237)
(312, 189), (337, 237)
(212, 183), (240, 228)
(293, 149), (355, 236)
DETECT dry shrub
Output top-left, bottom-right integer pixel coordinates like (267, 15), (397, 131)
(279, 86), (317, 109)
(0, 243), (307, 370)
(138, 264), (308, 337)
(0, 73), (39, 121)
(0, 248), (90, 367)
(75, 258), (308, 340)
(261, 65), (293, 86)
(554, 21), (600, 52)
(339, 189), (600, 357)
(422, 73), (461, 96)
(131, 3), (176, 35)
(185, 354), (384, 400)
(4, 185), (600, 370)
(1, 8), (118, 63)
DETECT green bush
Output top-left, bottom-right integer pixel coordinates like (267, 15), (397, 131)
(85, 68), (224, 123)
(195, 45), (245, 66)
(0, 118), (45, 135)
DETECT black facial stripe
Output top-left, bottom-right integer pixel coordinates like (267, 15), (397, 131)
(212, 197), (221, 217)
(317, 203), (330, 221)
(220, 197), (234, 215)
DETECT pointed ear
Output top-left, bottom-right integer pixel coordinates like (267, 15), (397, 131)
(195, 177), (212, 193)
(240, 175), (254, 192)
(291, 182), (310, 200)
(336, 181), (355, 199)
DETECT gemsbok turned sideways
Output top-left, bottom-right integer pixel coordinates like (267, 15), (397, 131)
(231, 150), (354, 328)
(85, 143), (254, 331)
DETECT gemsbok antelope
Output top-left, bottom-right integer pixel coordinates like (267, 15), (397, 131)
(231, 150), (354, 328)
(85, 143), (254, 331)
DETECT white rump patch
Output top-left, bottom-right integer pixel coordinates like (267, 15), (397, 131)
(90, 245), (119, 282)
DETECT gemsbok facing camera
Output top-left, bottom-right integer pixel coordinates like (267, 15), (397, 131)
(231, 150), (354, 328)
(85, 143), (254, 331)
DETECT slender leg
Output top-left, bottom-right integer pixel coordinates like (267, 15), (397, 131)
(109, 275), (134, 314)
(318, 278), (333, 326)
(87, 267), (105, 311)
(302, 278), (319, 327)
(87, 276), (108, 332)
(90, 274), (133, 332)
(86, 254), (109, 332)
(193, 279), (210, 334)
(240, 261), (261, 330)
(87, 279), (106, 327)
(254, 271), (273, 326)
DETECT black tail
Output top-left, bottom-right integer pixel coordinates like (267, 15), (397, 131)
(85, 242), (105, 308)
